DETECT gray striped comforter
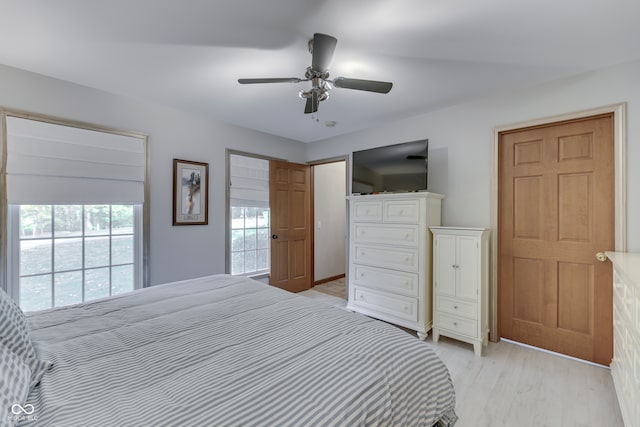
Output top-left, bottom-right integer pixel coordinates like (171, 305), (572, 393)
(24, 275), (456, 426)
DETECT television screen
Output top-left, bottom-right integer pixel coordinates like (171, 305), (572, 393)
(352, 139), (428, 194)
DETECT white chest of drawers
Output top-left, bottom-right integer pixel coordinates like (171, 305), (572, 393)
(430, 227), (490, 356)
(346, 193), (443, 340)
(606, 252), (640, 427)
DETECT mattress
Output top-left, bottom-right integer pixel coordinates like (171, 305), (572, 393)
(23, 274), (457, 426)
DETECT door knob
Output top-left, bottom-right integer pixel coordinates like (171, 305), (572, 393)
(595, 252), (607, 262)
(272, 234), (279, 239)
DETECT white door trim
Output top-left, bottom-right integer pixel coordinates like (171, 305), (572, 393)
(490, 103), (627, 342)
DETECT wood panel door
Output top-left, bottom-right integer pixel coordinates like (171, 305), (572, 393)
(269, 160), (312, 293)
(498, 114), (614, 365)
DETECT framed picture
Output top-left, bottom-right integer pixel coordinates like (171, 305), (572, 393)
(173, 159), (209, 225)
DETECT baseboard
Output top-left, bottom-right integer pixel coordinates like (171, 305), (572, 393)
(314, 274), (345, 286)
(500, 338), (610, 369)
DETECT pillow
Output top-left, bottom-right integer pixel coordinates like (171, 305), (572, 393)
(0, 342), (31, 426)
(0, 287), (51, 389)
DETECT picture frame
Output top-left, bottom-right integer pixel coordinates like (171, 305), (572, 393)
(173, 159), (209, 225)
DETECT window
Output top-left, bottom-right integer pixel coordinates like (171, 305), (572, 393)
(231, 207), (270, 275)
(10, 204), (142, 311)
(228, 154), (270, 276)
(1, 113), (148, 309)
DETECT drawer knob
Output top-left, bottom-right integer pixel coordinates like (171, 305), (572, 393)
(454, 305), (458, 310)
(453, 322), (458, 326)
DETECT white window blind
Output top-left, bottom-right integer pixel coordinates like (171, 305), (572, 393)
(5, 117), (145, 204)
(229, 154), (269, 208)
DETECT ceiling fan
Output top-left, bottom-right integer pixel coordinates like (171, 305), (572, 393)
(238, 33), (393, 114)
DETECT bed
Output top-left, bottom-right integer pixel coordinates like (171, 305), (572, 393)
(5, 274), (457, 426)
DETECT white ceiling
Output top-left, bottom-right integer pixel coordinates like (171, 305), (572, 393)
(1, 0), (639, 143)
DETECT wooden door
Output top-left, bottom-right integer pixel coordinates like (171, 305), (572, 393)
(269, 160), (312, 292)
(498, 114), (614, 365)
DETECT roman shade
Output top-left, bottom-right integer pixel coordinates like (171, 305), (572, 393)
(5, 116), (146, 204)
(229, 154), (269, 208)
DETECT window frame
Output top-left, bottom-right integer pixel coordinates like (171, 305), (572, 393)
(0, 109), (150, 299)
(225, 149), (284, 278)
(230, 205), (271, 277)
(6, 204), (143, 308)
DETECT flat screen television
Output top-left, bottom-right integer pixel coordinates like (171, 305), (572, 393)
(352, 139), (428, 194)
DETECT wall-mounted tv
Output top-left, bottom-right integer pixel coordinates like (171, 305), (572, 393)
(352, 139), (428, 194)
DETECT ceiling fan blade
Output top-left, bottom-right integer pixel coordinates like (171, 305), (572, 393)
(238, 78), (302, 84)
(311, 33), (337, 72)
(304, 92), (319, 114)
(333, 77), (393, 93)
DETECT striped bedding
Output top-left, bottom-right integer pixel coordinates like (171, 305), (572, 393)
(23, 274), (457, 426)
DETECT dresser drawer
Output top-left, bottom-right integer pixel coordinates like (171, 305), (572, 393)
(633, 333), (640, 386)
(351, 200), (383, 221)
(436, 313), (478, 338)
(383, 199), (420, 223)
(352, 223), (419, 247)
(352, 286), (418, 322)
(623, 282), (635, 323)
(353, 244), (419, 272)
(630, 284), (640, 331)
(352, 265), (419, 297)
(436, 296), (477, 319)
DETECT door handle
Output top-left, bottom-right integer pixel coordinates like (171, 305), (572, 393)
(272, 234), (279, 239)
(595, 252), (607, 262)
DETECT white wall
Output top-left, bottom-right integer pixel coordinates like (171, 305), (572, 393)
(313, 161), (346, 281)
(0, 64), (307, 285)
(2, 58), (637, 289)
(306, 60), (640, 252)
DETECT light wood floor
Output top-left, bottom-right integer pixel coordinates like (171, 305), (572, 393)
(306, 279), (624, 427)
(313, 277), (346, 299)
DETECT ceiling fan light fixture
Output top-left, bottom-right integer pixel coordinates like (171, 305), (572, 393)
(238, 33), (393, 114)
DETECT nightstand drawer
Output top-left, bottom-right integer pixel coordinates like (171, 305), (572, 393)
(353, 244), (419, 272)
(437, 313), (477, 337)
(436, 296), (477, 318)
(352, 223), (419, 247)
(352, 286), (418, 322)
(383, 199), (420, 223)
(352, 265), (419, 297)
(351, 200), (383, 221)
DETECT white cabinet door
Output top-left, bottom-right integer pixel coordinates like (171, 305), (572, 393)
(435, 235), (456, 297)
(456, 236), (479, 301)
